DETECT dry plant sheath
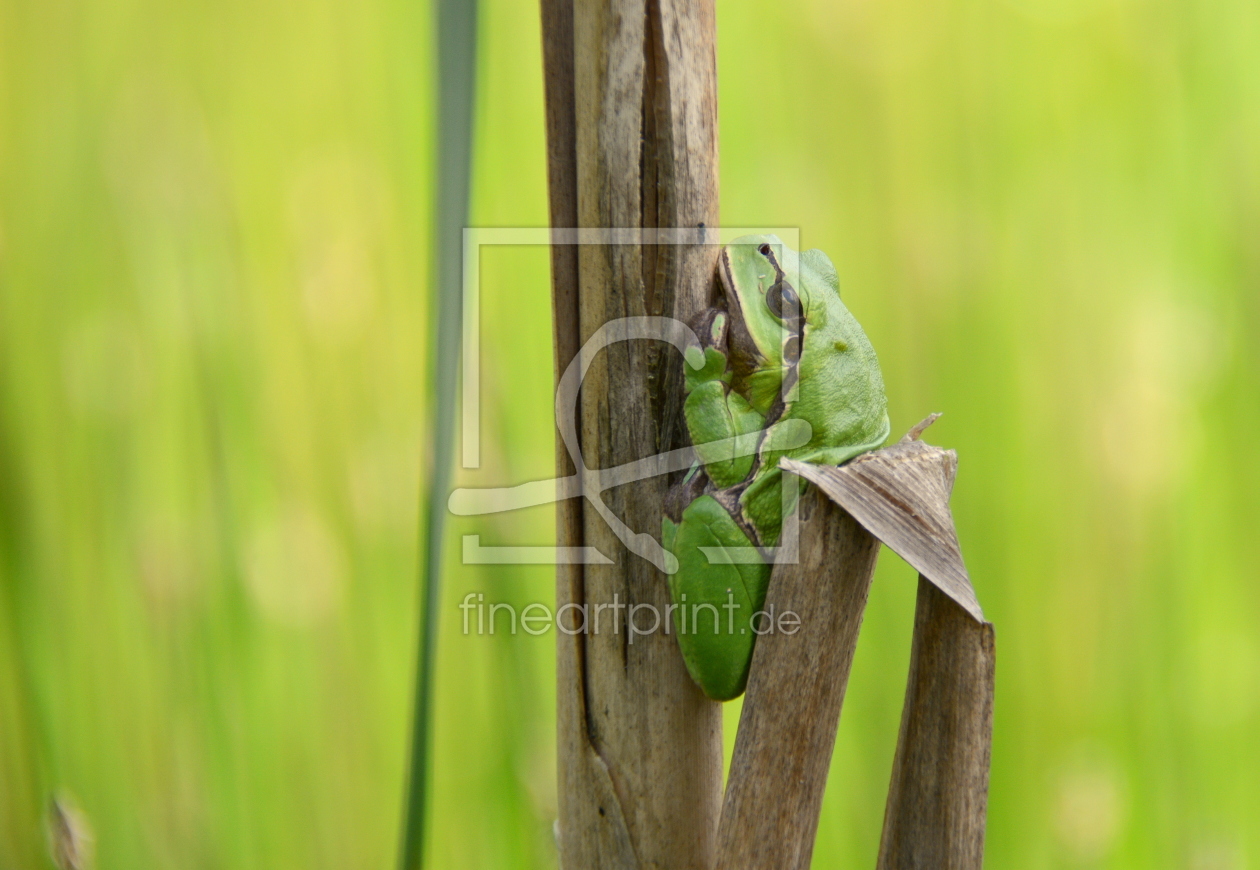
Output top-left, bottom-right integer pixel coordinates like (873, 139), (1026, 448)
(877, 577), (995, 869)
(542, 0), (724, 866)
(782, 416), (984, 623)
(714, 486), (881, 870)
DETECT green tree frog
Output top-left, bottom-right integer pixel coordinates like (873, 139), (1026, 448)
(661, 235), (890, 700)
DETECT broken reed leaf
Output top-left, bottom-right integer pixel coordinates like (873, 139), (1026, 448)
(780, 416), (984, 622)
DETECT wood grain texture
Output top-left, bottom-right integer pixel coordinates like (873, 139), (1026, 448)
(877, 577), (996, 869)
(714, 486), (882, 870)
(543, 0), (639, 866)
(543, 1), (722, 867)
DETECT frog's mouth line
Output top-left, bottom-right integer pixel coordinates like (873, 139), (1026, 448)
(716, 249), (775, 386)
(716, 247), (803, 428)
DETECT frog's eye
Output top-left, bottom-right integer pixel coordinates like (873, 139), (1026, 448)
(765, 279), (799, 320)
(758, 243), (773, 257)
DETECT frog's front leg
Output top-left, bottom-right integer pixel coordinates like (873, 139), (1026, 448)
(683, 380), (765, 488)
(661, 495), (772, 701)
(681, 310), (766, 489)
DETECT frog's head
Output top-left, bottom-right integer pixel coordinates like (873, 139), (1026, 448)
(717, 234), (837, 412)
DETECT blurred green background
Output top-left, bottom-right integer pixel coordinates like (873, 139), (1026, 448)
(2, 0), (1258, 866)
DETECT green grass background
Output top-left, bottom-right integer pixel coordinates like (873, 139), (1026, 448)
(2, 0), (1258, 866)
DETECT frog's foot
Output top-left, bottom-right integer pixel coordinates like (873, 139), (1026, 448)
(664, 464), (709, 526)
(709, 485), (774, 558)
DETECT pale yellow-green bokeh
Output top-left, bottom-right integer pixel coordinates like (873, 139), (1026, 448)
(1, 0), (1257, 866)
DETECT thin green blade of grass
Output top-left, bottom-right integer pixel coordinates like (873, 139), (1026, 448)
(399, 0), (478, 868)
